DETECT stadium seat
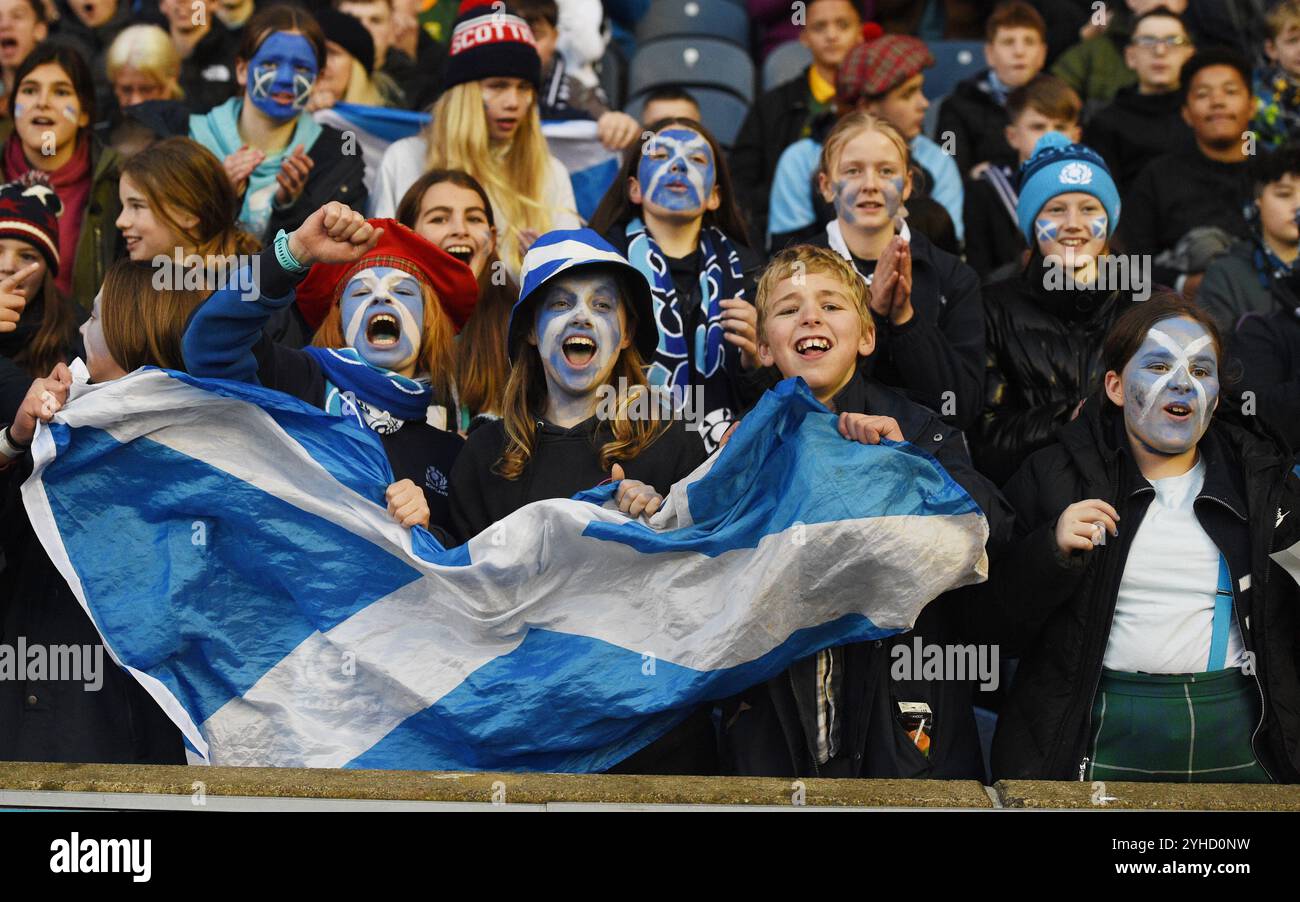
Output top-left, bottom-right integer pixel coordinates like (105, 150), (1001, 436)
(634, 0), (750, 47)
(762, 40), (812, 92)
(924, 40), (986, 102)
(625, 87), (751, 147)
(629, 37), (756, 104)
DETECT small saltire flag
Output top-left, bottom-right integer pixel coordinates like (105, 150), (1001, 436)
(23, 370), (989, 772)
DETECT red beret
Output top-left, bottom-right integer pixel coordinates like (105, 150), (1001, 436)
(294, 219), (480, 334)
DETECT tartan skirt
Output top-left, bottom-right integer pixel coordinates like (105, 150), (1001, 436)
(1086, 668), (1272, 783)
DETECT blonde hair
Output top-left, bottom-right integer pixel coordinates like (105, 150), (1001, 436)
(819, 110), (912, 182)
(1269, 0), (1300, 38)
(105, 25), (183, 99)
(423, 80), (562, 273)
(754, 245), (874, 344)
(341, 57), (384, 105)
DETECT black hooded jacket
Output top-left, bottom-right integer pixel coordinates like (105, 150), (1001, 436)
(975, 255), (1142, 485)
(987, 400), (1300, 782)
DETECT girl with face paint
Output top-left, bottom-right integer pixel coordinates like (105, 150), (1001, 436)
(397, 169), (515, 427)
(984, 293), (1300, 783)
(448, 228), (716, 775)
(803, 111), (987, 432)
(371, 2), (579, 277)
(183, 202), (480, 543)
(589, 118), (763, 453)
(1, 44), (120, 311)
(176, 5), (366, 241)
(974, 131), (1137, 485)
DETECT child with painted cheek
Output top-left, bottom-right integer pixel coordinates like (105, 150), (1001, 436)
(808, 111), (986, 432)
(984, 296), (1294, 784)
(448, 227), (715, 774)
(589, 118), (764, 454)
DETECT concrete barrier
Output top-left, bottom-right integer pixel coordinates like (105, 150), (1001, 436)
(0, 762), (993, 810)
(995, 779), (1300, 811)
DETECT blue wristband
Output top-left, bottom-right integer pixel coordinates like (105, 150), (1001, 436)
(274, 229), (308, 274)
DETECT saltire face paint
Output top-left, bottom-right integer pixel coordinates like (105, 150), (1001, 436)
(533, 272), (626, 399)
(1089, 214), (1108, 240)
(1121, 318), (1219, 456)
(637, 127), (716, 215)
(247, 32), (318, 120)
(1035, 217), (1060, 244)
(340, 266), (425, 373)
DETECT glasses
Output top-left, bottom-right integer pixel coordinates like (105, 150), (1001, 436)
(1131, 35), (1192, 51)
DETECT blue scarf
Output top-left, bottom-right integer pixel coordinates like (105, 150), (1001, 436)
(189, 97), (322, 240)
(624, 218), (746, 453)
(303, 347), (431, 434)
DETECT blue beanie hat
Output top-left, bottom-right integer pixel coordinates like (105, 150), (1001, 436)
(1016, 132), (1121, 247)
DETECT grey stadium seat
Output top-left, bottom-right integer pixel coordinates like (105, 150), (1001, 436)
(635, 0), (750, 47)
(629, 37), (755, 104)
(625, 87), (751, 147)
(762, 40), (812, 92)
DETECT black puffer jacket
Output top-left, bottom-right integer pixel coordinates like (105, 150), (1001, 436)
(974, 255), (1141, 485)
(987, 401), (1300, 782)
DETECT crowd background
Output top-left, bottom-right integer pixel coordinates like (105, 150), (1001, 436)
(3, 0), (1300, 786)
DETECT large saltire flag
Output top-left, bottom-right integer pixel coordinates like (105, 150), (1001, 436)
(22, 370), (989, 772)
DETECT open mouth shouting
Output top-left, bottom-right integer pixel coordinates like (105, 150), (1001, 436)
(366, 311), (402, 347)
(1163, 400), (1193, 421)
(443, 243), (475, 266)
(561, 333), (597, 367)
(794, 335), (833, 360)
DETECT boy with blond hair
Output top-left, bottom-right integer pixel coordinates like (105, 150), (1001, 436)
(1254, 0), (1300, 148)
(720, 245), (1011, 779)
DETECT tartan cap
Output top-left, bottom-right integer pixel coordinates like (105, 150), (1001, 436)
(836, 24), (935, 104)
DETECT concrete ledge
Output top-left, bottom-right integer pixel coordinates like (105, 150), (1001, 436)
(996, 779), (1300, 811)
(0, 762), (993, 809)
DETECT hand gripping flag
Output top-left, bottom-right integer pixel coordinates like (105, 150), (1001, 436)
(22, 370), (989, 772)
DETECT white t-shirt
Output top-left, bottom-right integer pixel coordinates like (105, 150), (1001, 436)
(1103, 457), (1245, 673)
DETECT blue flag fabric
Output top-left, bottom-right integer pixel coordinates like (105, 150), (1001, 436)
(22, 370), (989, 771)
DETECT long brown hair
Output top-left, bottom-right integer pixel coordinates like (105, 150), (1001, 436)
(397, 169), (514, 419)
(310, 279), (458, 407)
(589, 117), (750, 244)
(1102, 291), (1226, 385)
(9, 270), (76, 378)
(100, 260), (207, 371)
(121, 137), (260, 260)
(496, 267), (670, 479)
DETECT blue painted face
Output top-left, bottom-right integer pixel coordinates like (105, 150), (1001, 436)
(1120, 317), (1220, 456)
(246, 32), (317, 120)
(340, 266), (425, 373)
(531, 272), (628, 399)
(637, 127), (716, 216)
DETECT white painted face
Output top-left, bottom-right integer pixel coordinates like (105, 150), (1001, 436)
(1118, 317), (1220, 455)
(529, 271), (630, 400)
(340, 266), (424, 374)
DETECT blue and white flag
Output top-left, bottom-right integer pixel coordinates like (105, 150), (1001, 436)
(541, 119), (621, 222)
(22, 370), (989, 772)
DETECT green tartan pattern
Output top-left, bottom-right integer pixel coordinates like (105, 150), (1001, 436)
(1087, 668), (1271, 783)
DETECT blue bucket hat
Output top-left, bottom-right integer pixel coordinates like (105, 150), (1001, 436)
(508, 228), (658, 360)
(1016, 131), (1121, 246)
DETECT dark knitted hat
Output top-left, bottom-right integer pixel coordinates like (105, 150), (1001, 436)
(0, 172), (61, 276)
(315, 8), (376, 75)
(442, 0), (542, 94)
